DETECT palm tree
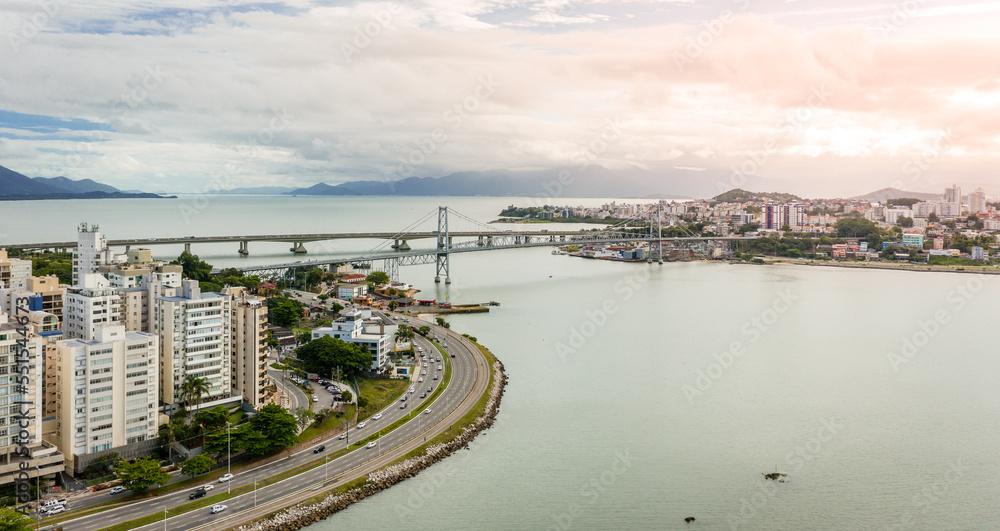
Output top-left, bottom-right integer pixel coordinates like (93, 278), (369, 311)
(181, 375), (211, 414)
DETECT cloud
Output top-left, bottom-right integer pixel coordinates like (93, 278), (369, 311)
(0, 0), (998, 196)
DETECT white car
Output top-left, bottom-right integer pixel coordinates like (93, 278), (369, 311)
(422, 370), (428, 375)
(218, 473), (234, 483)
(45, 505), (66, 515)
(210, 504), (228, 514)
(357, 421), (366, 429)
(313, 395), (319, 402)
(339, 433), (346, 439)
(409, 387), (415, 394)
(201, 484), (215, 491)
(366, 441), (377, 449)
(108, 486), (126, 495)
(418, 377), (424, 382)
(372, 413), (382, 420)
(438, 365), (442, 370)
(424, 408), (431, 415)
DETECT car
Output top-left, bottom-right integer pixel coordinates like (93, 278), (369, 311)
(433, 375), (438, 380)
(41, 498), (66, 508)
(424, 408), (431, 415)
(313, 395), (319, 402)
(313, 445), (326, 453)
(422, 370), (427, 375)
(418, 347), (424, 352)
(418, 377), (423, 382)
(427, 387), (432, 392)
(190, 489), (207, 500)
(419, 393), (426, 398)
(451, 354), (455, 358)
(423, 363), (428, 368)
(108, 486), (126, 495)
(409, 387), (415, 394)
(358, 421), (367, 428)
(400, 402), (407, 409)
(338, 433), (346, 439)
(201, 484), (215, 492)
(438, 365), (442, 370)
(210, 504), (228, 514)
(218, 473), (234, 483)
(436, 357), (441, 362)
(45, 505), (65, 515)
(366, 441), (377, 449)
(373, 413), (383, 420)
(401, 395), (407, 402)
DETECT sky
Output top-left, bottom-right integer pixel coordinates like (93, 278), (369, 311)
(1, 0), (998, 198)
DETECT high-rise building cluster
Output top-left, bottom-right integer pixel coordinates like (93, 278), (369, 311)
(0, 223), (269, 484)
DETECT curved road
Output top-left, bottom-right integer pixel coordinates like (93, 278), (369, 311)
(49, 320), (489, 531)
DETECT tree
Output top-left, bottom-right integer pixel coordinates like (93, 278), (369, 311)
(365, 271), (390, 286)
(194, 406), (229, 434)
(435, 317), (450, 329)
(180, 376), (211, 412)
(296, 336), (371, 377)
(267, 298), (304, 328)
(340, 389), (352, 403)
(295, 407), (314, 431)
(115, 457), (170, 493)
(0, 507), (32, 531)
(172, 252), (213, 282)
(330, 302), (344, 315)
(927, 212), (940, 223)
(249, 404), (299, 454)
(417, 326), (431, 336)
(394, 325), (414, 343)
(834, 216), (878, 239)
(306, 268), (323, 288)
(317, 294), (329, 301)
(897, 216), (914, 228)
(297, 331), (313, 345)
(181, 454), (215, 478)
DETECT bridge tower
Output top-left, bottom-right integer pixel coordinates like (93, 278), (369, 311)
(435, 206), (451, 284)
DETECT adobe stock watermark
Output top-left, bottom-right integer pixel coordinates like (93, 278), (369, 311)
(885, 459), (966, 530)
(180, 108), (296, 222)
(547, 449), (633, 531)
(715, 85), (832, 195)
(673, 0), (750, 72)
(729, 417), (844, 530)
(529, 116), (625, 208)
(886, 275), (989, 373)
(388, 75), (500, 181)
(891, 128), (957, 193)
(7, 0), (72, 52)
(875, 0), (929, 41)
(554, 266), (649, 360)
(341, 3), (402, 63)
(682, 288), (799, 404)
(65, 65), (168, 169)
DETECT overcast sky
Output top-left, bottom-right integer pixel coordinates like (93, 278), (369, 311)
(1, 0), (998, 197)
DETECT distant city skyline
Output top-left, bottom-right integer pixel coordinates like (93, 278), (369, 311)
(1, 1), (999, 197)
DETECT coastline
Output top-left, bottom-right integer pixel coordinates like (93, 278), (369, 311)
(753, 257), (1000, 275)
(232, 347), (508, 531)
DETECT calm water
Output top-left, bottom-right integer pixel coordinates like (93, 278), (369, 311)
(5, 196), (999, 529)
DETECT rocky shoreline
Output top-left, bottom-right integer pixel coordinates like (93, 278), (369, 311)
(233, 353), (508, 531)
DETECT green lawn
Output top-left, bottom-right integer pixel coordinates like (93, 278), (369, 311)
(299, 404), (356, 442)
(357, 377), (409, 420)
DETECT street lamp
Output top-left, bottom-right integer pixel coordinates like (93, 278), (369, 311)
(163, 506), (168, 531)
(226, 420), (232, 494)
(324, 455), (329, 483)
(254, 477), (258, 508)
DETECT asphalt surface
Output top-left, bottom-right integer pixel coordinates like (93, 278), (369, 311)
(49, 319), (487, 531)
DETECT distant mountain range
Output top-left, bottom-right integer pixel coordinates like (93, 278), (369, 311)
(285, 166), (714, 198)
(0, 164), (171, 200)
(217, 186), (297, 195)
(850, 187), (941, 202)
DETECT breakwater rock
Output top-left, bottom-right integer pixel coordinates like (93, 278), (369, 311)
(235, 354), (508, 531)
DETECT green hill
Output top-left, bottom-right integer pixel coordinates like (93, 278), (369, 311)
(712, 188), (803, 203)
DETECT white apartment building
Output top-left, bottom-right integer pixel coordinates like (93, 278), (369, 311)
(72, 223), (124, 286)
(222, 287), (268, 407)
(155, 280), (233, 409)
(971, 188), (987, 214)
(0, 312), (64, 487)
(311, 310), (392, 371)
(53, 325), (158, 472)
(64, 274), (121, 341)
(120, 264), (184, 333)
(884, 208), (913, 225)
(0, 249), (31, 290)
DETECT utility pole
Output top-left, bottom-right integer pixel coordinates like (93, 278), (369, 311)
(226, 421), (232, 494)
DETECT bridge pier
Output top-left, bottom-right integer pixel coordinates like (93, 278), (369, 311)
(184, 243), (191, 254)
(238, 240), (249, 255)
(125, 245), (131, 252)
(391, 239), (411, 251)
(290, 242), (307, 254)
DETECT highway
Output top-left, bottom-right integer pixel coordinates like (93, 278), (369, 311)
(48, 319), (489, 531)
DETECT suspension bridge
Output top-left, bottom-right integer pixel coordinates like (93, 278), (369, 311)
(213, 207), (756, 283)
